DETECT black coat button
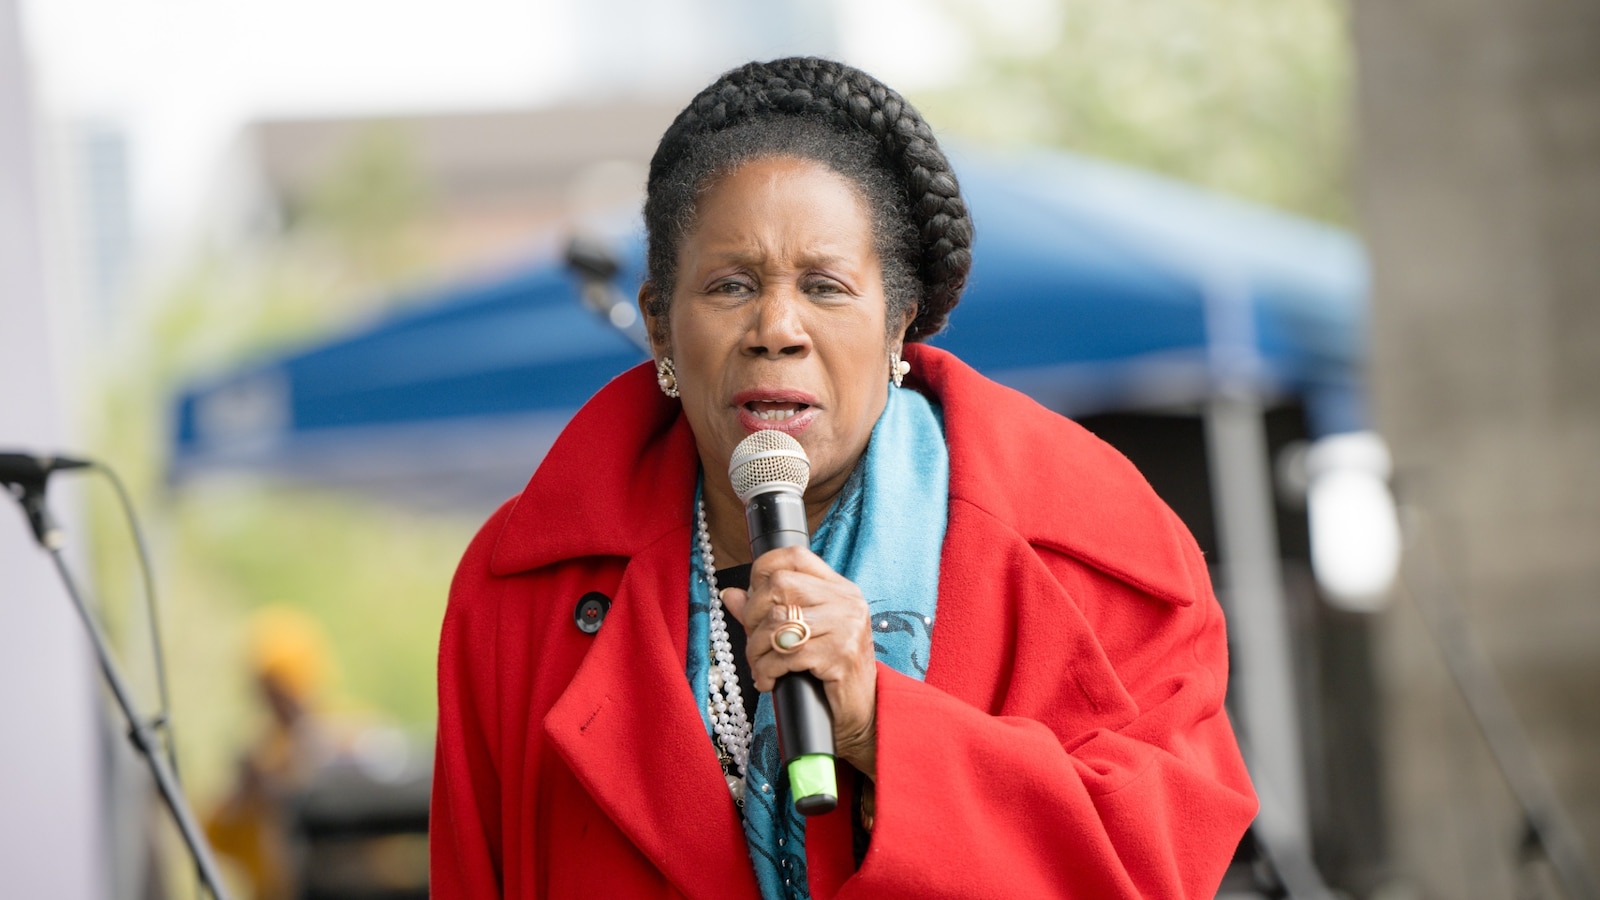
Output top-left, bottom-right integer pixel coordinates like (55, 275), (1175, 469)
(573, 592), (611, 634)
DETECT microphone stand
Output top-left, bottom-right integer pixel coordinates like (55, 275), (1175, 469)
(6, 476), (234, 900)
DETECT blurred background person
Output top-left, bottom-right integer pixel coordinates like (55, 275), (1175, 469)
(205, 606), (338, 900)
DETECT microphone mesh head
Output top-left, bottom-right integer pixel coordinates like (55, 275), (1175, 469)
(729, 430), (811, 503)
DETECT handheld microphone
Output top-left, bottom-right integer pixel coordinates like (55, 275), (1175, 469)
(728, 430), (838, 816)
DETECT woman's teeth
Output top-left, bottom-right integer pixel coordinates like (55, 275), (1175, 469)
(746, 401), (806, 422)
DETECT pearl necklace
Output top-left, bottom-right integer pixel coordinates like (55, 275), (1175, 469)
(697, 498), (751, 804)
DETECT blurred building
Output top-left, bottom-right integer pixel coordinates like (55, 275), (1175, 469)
(71, 121), (136, 323)
(214, 100), (683, 275)
(201, 0), (845, 281)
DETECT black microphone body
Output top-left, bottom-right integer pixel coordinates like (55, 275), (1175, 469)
(744, 489), (809, 558)
(745, 488), (837, 770)
(742, 484), (838, 815)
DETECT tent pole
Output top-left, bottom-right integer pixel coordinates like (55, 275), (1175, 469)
(1201, 275), (1313, 850)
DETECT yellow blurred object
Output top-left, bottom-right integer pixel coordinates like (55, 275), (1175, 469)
(247, 605), (332, 703)
(205, 772), (290, 900)
(206, 605), (340, 900)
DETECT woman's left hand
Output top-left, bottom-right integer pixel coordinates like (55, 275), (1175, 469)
(719, 545), (879, 779)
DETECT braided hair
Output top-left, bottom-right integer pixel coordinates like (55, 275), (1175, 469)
(643, 57), (974, 342)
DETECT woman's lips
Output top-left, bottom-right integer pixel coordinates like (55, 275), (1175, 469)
(732, 390), (820, 435)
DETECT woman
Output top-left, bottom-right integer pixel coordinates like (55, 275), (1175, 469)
(432, 58), (1257, 899)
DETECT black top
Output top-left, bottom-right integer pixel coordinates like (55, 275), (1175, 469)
(715, 563), (758, 725)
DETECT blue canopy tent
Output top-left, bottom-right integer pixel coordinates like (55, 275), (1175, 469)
(170, 148), (1367, 511)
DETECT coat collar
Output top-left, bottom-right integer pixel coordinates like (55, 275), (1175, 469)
(909, 344), (1199, 606)
(490, 345), (1198, 606)
(489, 363), (697, 576)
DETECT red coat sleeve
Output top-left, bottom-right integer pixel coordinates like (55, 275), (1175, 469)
(834, 504), (1257, 899)
(431, 503), (511, 900)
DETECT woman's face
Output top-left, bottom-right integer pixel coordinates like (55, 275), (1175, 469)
(646, 155), (911, 510)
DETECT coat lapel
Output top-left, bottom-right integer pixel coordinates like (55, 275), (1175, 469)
(542, 527), (762, 900)
(907, 344), (1201, 608)
(491, 363), (759, 896)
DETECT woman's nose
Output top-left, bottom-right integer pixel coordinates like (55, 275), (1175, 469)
(743, 287), (811, 358)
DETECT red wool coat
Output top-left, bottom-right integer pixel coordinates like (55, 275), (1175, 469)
(431, 344), (1258, 899)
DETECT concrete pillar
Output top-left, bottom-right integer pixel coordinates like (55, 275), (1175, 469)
(1351, 0), (1600, 896)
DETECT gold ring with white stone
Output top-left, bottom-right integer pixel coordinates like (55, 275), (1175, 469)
(770, 604), (811, 654)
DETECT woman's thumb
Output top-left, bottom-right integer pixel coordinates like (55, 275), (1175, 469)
(719, 586), (748, 626)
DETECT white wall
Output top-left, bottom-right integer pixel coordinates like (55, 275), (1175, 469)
(0, 1), (107, 897)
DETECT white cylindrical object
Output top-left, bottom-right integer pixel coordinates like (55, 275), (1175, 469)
(1304, 432), (1403, 612)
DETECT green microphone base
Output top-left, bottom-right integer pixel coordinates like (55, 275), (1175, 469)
(787, 753), (838, 815)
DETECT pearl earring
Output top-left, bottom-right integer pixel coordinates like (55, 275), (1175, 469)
(656, 357), (680, 398)
(889, 351), (910, 388)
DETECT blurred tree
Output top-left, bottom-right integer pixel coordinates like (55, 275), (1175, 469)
(299, 125), (431, 287)
(155, 126), (434, 374)
(921, 0), (1352, 223)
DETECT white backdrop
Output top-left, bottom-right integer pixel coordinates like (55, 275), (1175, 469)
(0, 1), (106, 897)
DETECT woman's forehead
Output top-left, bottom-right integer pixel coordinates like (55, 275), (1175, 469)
(698, 156), (864, 209)
(684, 158), (874, 259)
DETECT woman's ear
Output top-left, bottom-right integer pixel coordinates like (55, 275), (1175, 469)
(638, 283), (670, 358)
(891, 302), (918, 346)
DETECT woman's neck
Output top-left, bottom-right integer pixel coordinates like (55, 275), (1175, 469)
(701, 481), (754, 568)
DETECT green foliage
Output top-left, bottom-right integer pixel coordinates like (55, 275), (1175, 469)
(298, 125), (432, 283)
(139, 125), (437, 381)
(920, 0), (1353, 223)
(169, 483), (471, 725)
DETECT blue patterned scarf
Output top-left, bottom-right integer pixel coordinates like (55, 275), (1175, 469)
(686, 385), (949, 899)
